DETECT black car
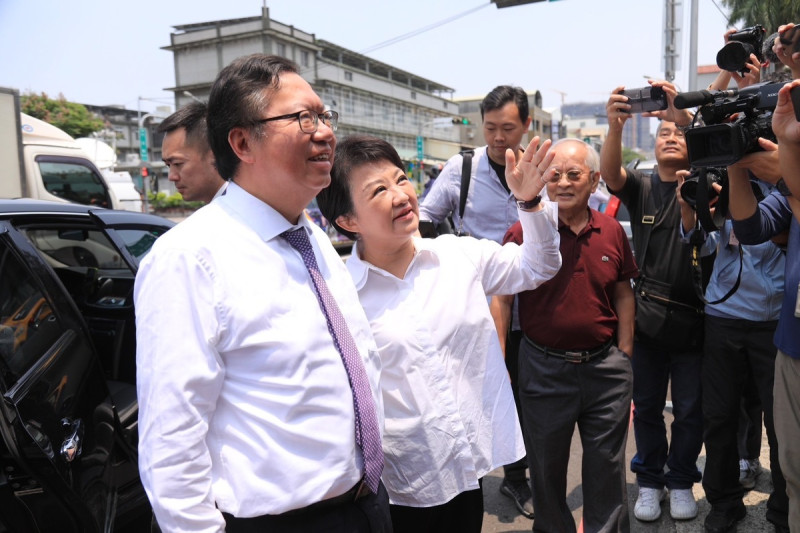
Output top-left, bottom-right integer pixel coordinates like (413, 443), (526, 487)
(0, 199), (174, 532)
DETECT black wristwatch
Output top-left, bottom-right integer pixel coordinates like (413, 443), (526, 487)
(777, 178), (793, 197)
(516, 196), (542, 210)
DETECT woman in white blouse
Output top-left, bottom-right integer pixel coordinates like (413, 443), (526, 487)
(316, 135), (561, 533)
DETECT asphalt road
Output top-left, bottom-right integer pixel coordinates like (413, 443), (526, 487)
(481, 403), (776, 532)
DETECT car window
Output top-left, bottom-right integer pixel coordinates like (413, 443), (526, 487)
(24, 228), (128, 270)
(114, 228), (166, 267)
(38, 159), (112, 208)
(0, 242), (63, 385)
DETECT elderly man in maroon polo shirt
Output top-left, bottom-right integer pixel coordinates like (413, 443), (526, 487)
(495, 138), (638, 533)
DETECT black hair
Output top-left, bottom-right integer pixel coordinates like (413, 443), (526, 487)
(480, 85), (529, 124)
(158, 101), (210, 152)
(317, 135), (404, 241)
(207, 54), (298, 180)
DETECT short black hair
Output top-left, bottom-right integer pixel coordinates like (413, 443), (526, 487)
(207, 54), (299, 180)
(317, 135), (404, 241)
(158, 101), (210, 152)
(480, 85), (529, 124)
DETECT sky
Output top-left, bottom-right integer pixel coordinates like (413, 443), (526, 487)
(0, 0), (737, 116)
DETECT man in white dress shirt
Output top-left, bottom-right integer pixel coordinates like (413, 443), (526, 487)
(158, 101), (227, 203)
(135, 54), (389, 533)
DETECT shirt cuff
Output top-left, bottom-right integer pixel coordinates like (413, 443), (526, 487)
(517, 199), (558, 244)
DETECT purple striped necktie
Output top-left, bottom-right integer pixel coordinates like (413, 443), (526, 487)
(281, 227), (383, 494)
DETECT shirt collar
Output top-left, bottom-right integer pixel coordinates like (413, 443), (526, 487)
(558, 207), (599, 236)
(346, 236), (438, 290)
(216, 181), (315, 242)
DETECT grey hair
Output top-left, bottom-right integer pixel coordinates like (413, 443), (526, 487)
(549, 138), (600, 172)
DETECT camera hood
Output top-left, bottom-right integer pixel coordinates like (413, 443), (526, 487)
(717, 41), (754, 72)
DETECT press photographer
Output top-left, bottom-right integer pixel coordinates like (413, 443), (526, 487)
(671, 30), (793, 533)
(708, 23), (800, 532)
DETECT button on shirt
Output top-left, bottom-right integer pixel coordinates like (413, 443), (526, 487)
(346, 203), (561, 507)
(135, 182), (383, 532)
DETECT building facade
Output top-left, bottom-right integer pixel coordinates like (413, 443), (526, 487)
(161, 7), (552, 186)
(561, 101), (654, 155)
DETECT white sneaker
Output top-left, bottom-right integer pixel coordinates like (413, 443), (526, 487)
(634, 487), (666, 522)
(669, 488), (698, 520)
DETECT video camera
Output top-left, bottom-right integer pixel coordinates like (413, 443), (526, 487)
(674, 81), (781, 167)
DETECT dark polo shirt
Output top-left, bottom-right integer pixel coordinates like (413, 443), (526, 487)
(503, 208), (638, 350)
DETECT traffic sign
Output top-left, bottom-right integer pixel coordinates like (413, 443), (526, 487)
(416, 135), (424, 160)
(139, 127), (149, 162)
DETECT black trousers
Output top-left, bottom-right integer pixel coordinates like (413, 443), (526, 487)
(503, 329), (528, 483)
(701, 315), (788, 528)
(519, 340), (632, 533)
(223, 481), (392, 533)
(389, 480), (483, 533)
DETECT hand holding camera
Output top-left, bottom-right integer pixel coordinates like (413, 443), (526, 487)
(773, 79), (800, 145)
(774, 23), (800, 76)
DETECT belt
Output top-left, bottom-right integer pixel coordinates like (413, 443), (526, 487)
(224, 479), (372, 525)
(524, 335), (614, 363)
(282, 478), (371, 516)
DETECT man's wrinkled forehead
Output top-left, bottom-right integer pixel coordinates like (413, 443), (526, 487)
(656, 120), (679, 135)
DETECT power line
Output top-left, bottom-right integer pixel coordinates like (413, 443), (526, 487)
(358, 3), (489, 55)
(709, 0), (729, 23)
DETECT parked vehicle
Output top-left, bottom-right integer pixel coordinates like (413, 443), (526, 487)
(0, 87), (128, 211)
(0, 198), (174, 532)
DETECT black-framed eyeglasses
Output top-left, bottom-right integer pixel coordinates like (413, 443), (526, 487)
(256, 109), (338, 133)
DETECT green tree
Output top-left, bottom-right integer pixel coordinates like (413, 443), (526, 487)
(622, 147), (646, 166)
(721, 0), (800, 34)
(20, 92), (105, 138)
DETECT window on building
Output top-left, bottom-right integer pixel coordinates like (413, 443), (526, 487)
(344, 90), (354, 114)
(411, 91), (417, 100)
(301, 51), (310, 68)
(276, 42), (286, 57)
(345, 71), (353, 81)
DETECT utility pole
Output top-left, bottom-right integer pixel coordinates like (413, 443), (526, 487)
(663, 0), (680, 82)
(688, 0), (699, 90)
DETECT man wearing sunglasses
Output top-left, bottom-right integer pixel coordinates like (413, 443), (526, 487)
(135, 54), (390, 532)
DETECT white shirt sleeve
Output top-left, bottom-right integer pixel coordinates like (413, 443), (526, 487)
(462, 200), (561, 296)
(135, 246), (226, 533)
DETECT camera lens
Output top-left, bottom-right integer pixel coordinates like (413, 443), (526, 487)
(717, 41), (754, 72)
(680, 178), (699, 207)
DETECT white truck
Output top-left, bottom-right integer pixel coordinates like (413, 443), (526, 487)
(0, 86), (133, 210)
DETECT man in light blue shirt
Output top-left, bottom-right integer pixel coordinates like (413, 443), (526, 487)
(678, 175), (789, 532)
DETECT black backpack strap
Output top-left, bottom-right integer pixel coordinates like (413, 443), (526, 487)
(458, 149), (474, 220)
(631, 171), (658, 269)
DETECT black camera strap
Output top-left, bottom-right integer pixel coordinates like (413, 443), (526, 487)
(694, 167), (728, 233)
(689, 226), (743, 306)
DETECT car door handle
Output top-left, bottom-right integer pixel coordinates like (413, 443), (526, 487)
(60, 418), (83, 463)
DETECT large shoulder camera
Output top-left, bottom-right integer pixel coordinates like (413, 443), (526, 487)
(716, 25), (765, 76)
(674, 81), (781, 167)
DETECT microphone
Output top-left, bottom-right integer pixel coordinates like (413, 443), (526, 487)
(674, 89), (738, 109)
